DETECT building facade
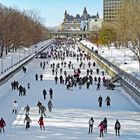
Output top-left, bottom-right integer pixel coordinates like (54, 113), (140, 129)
(103, 0), (139, 24)
(103, 0), (123, 23)
(88, 18), (103, 32)
(60, 7), (99, 31)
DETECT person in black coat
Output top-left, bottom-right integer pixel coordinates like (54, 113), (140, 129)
(49, 88), (53, 100)
(43, 89), (47, 100)
(40, 74), (43, 81)
(103, 117), (107, 133)
(105, 96), (111, 107)
(98, 95), (103, 107)
(35, 74), (38, 81)
(24, 115), (31, 129)
(0, 118), (6, 133)
(88, 117), (94, 134)
(114, 119), (121, 136)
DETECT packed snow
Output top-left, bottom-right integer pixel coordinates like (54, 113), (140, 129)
(80, 40), (140, 80)
(0, 40), (140, 140)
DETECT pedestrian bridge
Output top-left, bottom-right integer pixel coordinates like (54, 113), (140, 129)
(50, 30), (96, 38)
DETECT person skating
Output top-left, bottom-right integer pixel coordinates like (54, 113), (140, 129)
(105, 96), (111, 107)
(43, 89), (47, 100)
(88, 117), (94, 134)
(12, 100), (18, 114)
(0, 118), (6, 133)
(38, 116), (45, 130)
(40, 74), (43, 81)
(98, 96), (103, 107)
(37, 101), (42, 114)
(96, 68), (99, 75)
(49, 88), (53, 100)
(27, 83), (30, 89)
(103, 117), (107, 134)
(40, 105), (46, 117)
(24, 115), (32, 129)
(24, 105), (30, 115)
(86, 80), (90, 89)
(35, 74), (38, 81)
(54, 75), (58, 84)
(96, 82), (100, 90)
(48, 100), (53, 112)
(98, 121), (104, 137)
(114, 119), (121, 136)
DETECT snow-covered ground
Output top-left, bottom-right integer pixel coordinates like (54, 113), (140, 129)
(0, 43), (140, 140)
(80, 40), (140, 80)
(0, 40), (52, 76)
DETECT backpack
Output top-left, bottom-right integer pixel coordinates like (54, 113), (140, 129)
(116, 122), (120, 129)
(89, 119), (93, 125)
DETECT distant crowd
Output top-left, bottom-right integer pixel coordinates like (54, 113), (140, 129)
(0, 38), (121, 137)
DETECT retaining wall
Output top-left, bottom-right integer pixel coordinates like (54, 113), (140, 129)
(78, 41), (140, 105)
(0, 39), (54, 86)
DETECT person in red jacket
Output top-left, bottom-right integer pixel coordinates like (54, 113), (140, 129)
(38, 116), (45, 130)
(0, 118), (6, 133)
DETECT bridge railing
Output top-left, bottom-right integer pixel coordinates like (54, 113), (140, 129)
(78, 41), (140, 104)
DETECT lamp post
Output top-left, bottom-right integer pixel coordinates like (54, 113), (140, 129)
(1, 59), (3, 73)
(19, 52), (20, 62)
(123, 44), (127, 64)
(24, 49), (25, 58)
(11, 57), (13, 66)
(34, 45), (37, 53)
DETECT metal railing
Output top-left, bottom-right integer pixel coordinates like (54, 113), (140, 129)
(78, 41), (140, 93)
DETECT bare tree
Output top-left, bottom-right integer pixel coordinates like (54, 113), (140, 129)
(0, 4), (49, 57)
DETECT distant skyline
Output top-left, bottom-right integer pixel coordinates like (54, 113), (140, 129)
(0, 0), (103, 27)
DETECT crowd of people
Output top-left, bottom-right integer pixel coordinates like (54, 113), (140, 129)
(88, 117), (121, 137)
(0, 38), (122, 137)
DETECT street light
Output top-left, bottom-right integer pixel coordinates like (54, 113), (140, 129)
(34, 45), (37, 53)
(1, 59), (3, 73)
(19, 52), (20, 62)
(11, 57), (13, 66)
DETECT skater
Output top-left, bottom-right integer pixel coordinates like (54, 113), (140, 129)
(40, 105), (46, 117)
(96, 68), (99, 75)
(105, 96), (111, 107)
(48, 100), (53, 112)
(86, 80), (90, 89)
(18, 85), (23, 96)
(43, 89), (47, 100)
(98, 121), (104, 137)
(12, 100), (18, 114)
(40, 74), (43, 81)
(23, 87), (26, 96)
(37, 101), (42, 114)
(24, 105), (30, 115)
(35, 74), (38, 81)
(54, 75), (58, 84)
(38, 116), (45, 130)
(103, 117), (107, 134)
(22, 66), (26, 73)
(93, 62), (96, 67)
(98, 95), (103, 107)
(27, 83), (30, 89)
(24, 115), (32, 129)
(88, 117), (94, 134)
(49, 88), (53, 100)
(96, 82), (100, 90)
(114, 119), (121, 136)
(0, 118), (6, 133)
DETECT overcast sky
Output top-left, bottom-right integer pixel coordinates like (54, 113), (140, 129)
(0, 0), (103, 27)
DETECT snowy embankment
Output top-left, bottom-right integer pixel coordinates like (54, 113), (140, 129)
(0, 43), (140, 140)
(0, 39), (53, 79)
(80, 39), (140, 80)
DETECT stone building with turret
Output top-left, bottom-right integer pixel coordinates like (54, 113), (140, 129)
(60, 7), (100, 31)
